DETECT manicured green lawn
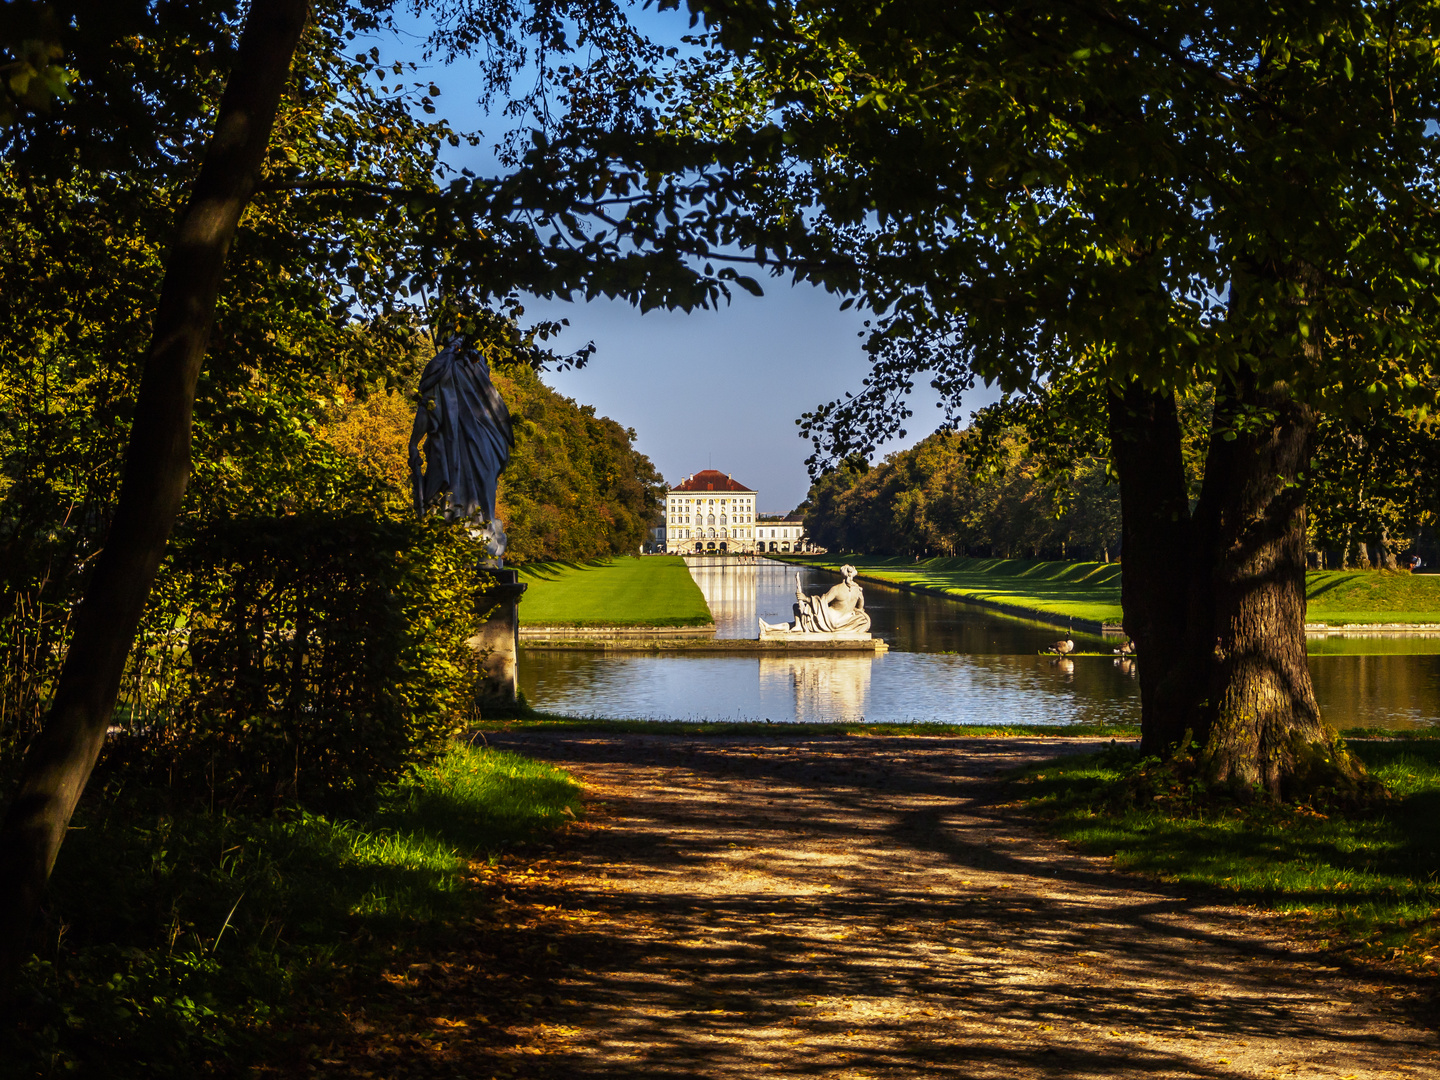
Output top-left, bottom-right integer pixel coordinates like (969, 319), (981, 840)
(1305, 570), (1440, 624)
(1015, 737), (1440, 973)
(786, 554), (1125, 626)
(789, 555), (1440, 627)
(517, 555), (713, 627)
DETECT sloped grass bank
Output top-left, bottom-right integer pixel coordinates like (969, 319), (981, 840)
(785, 554), (1124, 626)
(1306, 570), (1440, 625)
(517, 555), (713, 627)
(788, 555), (1440, 628)
(1015, 739), (1440, 973)
(5, 744), (582, 1078)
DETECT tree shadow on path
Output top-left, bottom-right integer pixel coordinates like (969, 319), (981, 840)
(483, 733), (1438, 1079)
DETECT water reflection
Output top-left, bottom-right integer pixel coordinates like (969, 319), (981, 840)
(685, 558), (761, 637)
(516, 649), (1143, 726)
(685, 556), (1111, 651)
(1311, 654), (1440, 728)
(759, 654), (872, 722)
(516, 558), (1438, 730)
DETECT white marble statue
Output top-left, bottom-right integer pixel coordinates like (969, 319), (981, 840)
(759, 567), (873, 639)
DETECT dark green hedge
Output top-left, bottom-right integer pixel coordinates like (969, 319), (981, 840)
(106, 513), (487, 812)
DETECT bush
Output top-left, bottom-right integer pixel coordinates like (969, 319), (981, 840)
(106, 513), (489, 812)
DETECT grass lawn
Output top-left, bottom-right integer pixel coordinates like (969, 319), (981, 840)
(477, 714), (1145, 739)
(1015, 738), (1440, 973)
(1306, 569), (1440, 624)
(7, 744), (582, 1078)
(517, 555), (713, 627)
(789, 555), (1440, 627)
(786, 554), (1125, 626)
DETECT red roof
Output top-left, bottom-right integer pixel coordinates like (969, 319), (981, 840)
(670, 470), (755, 493)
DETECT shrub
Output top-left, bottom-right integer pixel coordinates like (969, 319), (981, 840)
(106, 513), (488, 812)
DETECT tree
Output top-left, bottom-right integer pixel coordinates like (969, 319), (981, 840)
(0, 0), (475, 760)
(0, 2), (70, 128)
(629, 0), (1440, 796)
(0, 0), (745, 980)
(1307, 410), (1440, 568)
(800, 424), (1120, 561)
(0, 0), (312, 984)
(323, 363), (665, 560)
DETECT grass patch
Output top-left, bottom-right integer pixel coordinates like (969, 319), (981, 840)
(476, 714), (1142, 739)
(782, 554), (1124, 625)
(5, 743), (582, 1078)
(1015, 740), (1440, 972)
(517, 555), (712, 627)
(1306, 570), (1440, 624)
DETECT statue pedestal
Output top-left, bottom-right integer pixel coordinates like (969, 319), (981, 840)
(757, 619), (873, 642)
(469, 569), (527, 707)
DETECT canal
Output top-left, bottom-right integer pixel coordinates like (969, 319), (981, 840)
(518, 558), (1440, 730)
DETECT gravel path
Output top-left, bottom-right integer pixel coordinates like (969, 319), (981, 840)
(476, 732), (1436, 1080)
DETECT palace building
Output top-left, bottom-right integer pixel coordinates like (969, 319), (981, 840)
(648, 470), (812, 554)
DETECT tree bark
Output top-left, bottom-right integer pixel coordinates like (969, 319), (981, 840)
(1190, 367), (1362, 797)
(1377, 530), (1399, 571)
(1106, 382), (1193, 754)
(0, 0), (308, 985)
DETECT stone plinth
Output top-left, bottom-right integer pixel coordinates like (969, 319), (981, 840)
(469, 569), (527, 706)
(758, 619), (875, 644)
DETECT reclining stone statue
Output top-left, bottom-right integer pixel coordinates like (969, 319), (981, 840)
(760, 567), (873, 639)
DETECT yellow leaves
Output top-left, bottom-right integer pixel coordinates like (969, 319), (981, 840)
(428, 1016), (470, 1029)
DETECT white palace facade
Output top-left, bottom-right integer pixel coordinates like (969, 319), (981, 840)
(649, 469), (812, 554)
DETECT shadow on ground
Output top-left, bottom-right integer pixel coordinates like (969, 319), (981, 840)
(472, 733), (1437, 1079)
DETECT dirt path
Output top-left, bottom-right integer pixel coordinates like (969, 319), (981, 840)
(480, 732), (1436, 1079)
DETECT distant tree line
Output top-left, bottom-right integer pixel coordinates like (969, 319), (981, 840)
(802, 365), (1440, 574)
(324, 363), (663, 563)
(801, 423), (1120, 563)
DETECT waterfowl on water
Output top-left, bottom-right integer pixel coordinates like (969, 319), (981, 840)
(1113, 639), (1135, 656)
(1051, 638), (1075, 656)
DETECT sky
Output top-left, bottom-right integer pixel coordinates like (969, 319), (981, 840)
(384, 8), (998, 513)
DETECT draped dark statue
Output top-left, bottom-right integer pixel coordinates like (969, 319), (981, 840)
(408, 335), (514, 564)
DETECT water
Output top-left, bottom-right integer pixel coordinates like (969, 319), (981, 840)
(517, 558), (1439, 730)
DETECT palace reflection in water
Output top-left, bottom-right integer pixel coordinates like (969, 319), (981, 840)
(517, 558), (1440, 729)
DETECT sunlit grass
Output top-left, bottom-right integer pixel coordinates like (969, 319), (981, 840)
(1016, 740), (1440, 968)
(7, 743), (582, 1078)
(1306, 569), (1440, 624)
(517, 555), (713, 626)
(786, 555), (1440, 627)
(783, 553), (1125, 625)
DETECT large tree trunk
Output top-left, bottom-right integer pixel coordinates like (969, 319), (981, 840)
(1106, 381), (1193, 753)
(1189, 367), (1363, 797)
(0, 0), (308, 985)
(1377, 530), (1399, 571)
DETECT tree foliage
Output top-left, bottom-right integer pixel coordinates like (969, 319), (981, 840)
(803, 429), (1118, 562)
(322, 363), (664, 562)
(0, 2), (459, 759)
(600, 0), (1440, 794)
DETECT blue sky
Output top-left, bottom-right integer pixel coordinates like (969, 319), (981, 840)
(385, 6), (997, 512)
